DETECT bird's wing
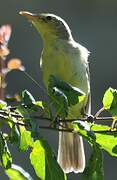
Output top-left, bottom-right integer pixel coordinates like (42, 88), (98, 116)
(77, 42), (91, 114)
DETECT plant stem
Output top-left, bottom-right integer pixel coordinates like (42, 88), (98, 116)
(0, 112), (117, 133)
(94, 107), (105, 117)
(0, 57), (6, 100)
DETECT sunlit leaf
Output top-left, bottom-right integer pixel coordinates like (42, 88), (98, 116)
(0, 100), (7, 109)
(31, 101), (44, 113)
(0, 133), (12, 169)
(91, 124), (117, 157)
(2, 150), (12, 169)
(30, 140), (45, 179)
(103, 87), (117, 116)
(19, 128), (34, 151)
(5, 164), (33, 180)
(30, 138), (66, 180)
(74, 122), (117, 157)
(35, 101), (44, 109)
(103, 87), (113, 110)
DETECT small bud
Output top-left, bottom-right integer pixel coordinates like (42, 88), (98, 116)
(7, 58), (25, 71)
(0, 46), (10, 58)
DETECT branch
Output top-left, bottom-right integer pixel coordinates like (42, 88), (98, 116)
(0, 114), (26, 126)
(0, 112), (117, 134)
(0, 107), (116, 134)
(94, 107), (105, 117)
(0, 108), (114, 122)
(96, 116), (113, 121)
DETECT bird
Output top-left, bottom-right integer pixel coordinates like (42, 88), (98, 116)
(19, 11), (91, 174)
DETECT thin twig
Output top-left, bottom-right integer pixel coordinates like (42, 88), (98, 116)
(96, 117), (113, 121)
(0, 112), (117, 134)
(0, 109), (114, 123)
(32, 116), (114, 122)
(0, 110), (23, 118)
(0, 114), (26, 126)
(94, 107), (105, 117)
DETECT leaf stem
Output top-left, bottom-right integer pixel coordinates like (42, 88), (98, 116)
(94, 107), (105, 117)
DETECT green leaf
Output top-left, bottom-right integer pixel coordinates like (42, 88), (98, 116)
(22, 90), (35, 106)
(30, 138), (66, 180)
(30, 117), (39, 139)
(19, 128), (34, 151)
(73, 121), (95, 142)
(48, 75), (86, 118)
(103, 87), (117, 116)
(5, 164), (33, 180)
(0, 133), (12, 169)
(18, 105), (39, 140)
(83, 144), (104, 180)
(0, 100), (7, 109)
(49, 75), (85, 106)
(42, 102), (52, 119)
(30, 140), (45, 179)
(49, 86), (68, 118)
(74, 122), (117, 157)
(16, 106), (31, 127)
(91, 124), (117, 157)
(74, 123), (105, 180)
(2, 150), (12, 169)
(17, 106), (28, 117)
(103, 87), (113, 109)
(9, 124), (20, 144)
(35, 101), (44, 109)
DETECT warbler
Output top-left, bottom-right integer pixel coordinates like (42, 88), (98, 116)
(20, 11), (91, 173)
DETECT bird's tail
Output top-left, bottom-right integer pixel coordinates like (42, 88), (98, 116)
(57, 131), (85, 173)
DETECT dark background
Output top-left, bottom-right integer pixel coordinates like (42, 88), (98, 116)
(0, 0), (117, 179)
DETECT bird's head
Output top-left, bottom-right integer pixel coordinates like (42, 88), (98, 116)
(19, 11), (73, 42)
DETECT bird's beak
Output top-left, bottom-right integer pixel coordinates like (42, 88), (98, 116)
(19, 11), (39, 21)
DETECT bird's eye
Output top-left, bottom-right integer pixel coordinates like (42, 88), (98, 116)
(46, 16), (52, 21)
